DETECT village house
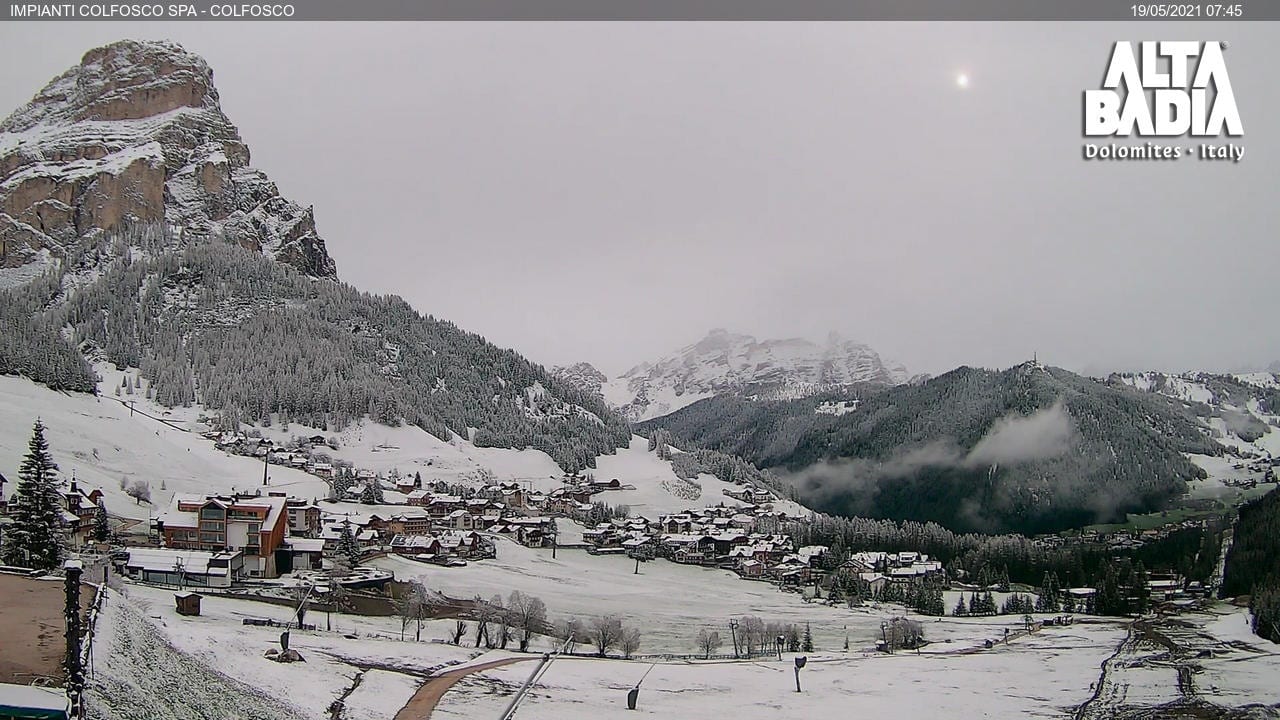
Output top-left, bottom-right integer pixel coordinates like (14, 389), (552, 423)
(389, 533), (442, 557)
(426, 495), (466, 518)
(282, 537), (325, 571)
(124, 547), (243, 588)
(156, 493), (290, 578)
(285, 498), (322, 537)
(440, 509), (480, 532)
(859, 571), (889, 596)
(59, 479), (105, 549)
(318, 517), (380, 552)
(663, 533), (718, 565)
(367, 510), (433, 539)
(622, 536), (655, 559)
(516, 516), (556, 546)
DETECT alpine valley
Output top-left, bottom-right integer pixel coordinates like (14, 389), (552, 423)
(0, 38), (1279, 720)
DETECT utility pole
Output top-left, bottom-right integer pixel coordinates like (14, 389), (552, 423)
(262, 449), (269, 486)
(728, 619), (740, 659)
(64, 560), (85, 719)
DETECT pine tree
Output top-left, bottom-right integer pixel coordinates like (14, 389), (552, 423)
(92, 501), (109, 543)
(953, 595), (968, 617)
(337, 519), (362, 567)
(360, 481), (384, 505)
(1, 421), (65, 570)
(801, 622), (814, 653)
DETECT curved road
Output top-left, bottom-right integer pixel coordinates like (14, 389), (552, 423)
(393, 657), (536, 720)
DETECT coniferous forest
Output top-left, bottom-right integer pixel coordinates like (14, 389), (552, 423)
(0, 226), (630, 471)
(644, 363), (1217, 534)
(1222, 487), (1280, 641)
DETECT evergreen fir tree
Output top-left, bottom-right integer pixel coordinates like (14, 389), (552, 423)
(92, 501), (109, 543)
(953, 595), (968, 617)
(1, 421), (65, 570)
(801, 622), (814, 653)
(360, 481), (384, 505)
(337, 519), (362, 567)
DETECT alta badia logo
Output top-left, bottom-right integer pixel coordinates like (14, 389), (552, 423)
(1083, 41), (1243, 163)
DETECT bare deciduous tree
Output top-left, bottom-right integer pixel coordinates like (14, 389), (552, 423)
(393, 581), (432, 641)
(474, 595), (504, 648)
(696, 629), (723, 659)
(740, 616), (765, 657)
(620, 627), (641, 659)
(508, 591), (548, 652)
(589, 616), (623, 657)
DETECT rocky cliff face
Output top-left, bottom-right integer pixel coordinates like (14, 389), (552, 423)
(0, 40), (336, 277)
(550, 361), (609, 401)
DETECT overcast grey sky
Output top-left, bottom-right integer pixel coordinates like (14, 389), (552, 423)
(1, 22), (1276, 376)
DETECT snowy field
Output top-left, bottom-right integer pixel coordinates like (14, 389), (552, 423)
(1172, 604), (1280, 707)
(88, 583), (482, 719)
(375, 534), (1057, 656)
(87, 581), (1280, 720)
(434, 621), (1127, 720)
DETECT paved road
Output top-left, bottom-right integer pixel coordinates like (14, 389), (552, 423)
(393, 656), (536, 720)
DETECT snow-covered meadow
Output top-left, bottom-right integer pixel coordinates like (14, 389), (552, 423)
(376, 534), (1058, 656)
(87, 583), (481, 720)
(433, 621), (1126, 720)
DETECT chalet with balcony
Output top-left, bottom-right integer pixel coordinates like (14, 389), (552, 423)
(156, 493), (289, 578)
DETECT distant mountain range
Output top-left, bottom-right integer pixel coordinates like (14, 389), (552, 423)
(555, 329), (920, 422)
(641, 361), (1233, 534)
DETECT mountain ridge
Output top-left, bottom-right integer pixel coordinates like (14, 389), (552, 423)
(641, 361), (1222, 534)
(555, 328), (918, 422)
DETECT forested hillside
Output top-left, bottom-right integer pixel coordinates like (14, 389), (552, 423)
(1221, 487), (1280, 642)
(0, 226), (630, 471)
(644, 362), (1216, 534)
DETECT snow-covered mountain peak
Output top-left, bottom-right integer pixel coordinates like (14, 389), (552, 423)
(0, 39), (336, 278)
(558, 329), (915, 422)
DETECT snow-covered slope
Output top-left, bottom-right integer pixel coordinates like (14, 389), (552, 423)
(1111, 370), (1280, 457)
(0, 372), (331, 522)
(0, 371), (800, 523)
(1110, 370), (1280, 494)
(557, 329), (915, 422)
